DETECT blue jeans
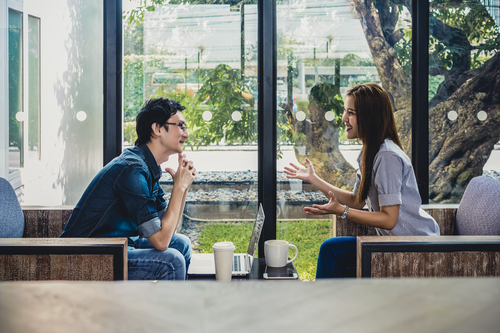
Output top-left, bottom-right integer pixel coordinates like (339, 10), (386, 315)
(316, 237), (357, 279)
(127, 234), (191, 281)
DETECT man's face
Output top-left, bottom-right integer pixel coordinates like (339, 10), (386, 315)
(161, 112), (189, 154)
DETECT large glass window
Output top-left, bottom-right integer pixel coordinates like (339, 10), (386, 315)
(428, 1), (500, 203)
(8, 8), (23, 173)
(123, 2), (259, 257)
(276, 0), (413, 280)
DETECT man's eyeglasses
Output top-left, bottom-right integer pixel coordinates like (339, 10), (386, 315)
(164, 122), (188, 131)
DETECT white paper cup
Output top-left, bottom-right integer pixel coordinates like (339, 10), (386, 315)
(264, 240), (298, 268)
(212, 241), (235, 282)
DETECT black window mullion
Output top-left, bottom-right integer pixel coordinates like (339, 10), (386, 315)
(257, 0), (277, 258)
(103, 0), (123, 165)
(412, 0), (430, 203)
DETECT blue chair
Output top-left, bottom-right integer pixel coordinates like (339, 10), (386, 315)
(456, 176), (500, 235)
(0, 177), (24, 237)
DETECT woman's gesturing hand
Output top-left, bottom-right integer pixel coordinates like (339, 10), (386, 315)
(304, 191), (344, 216)
(283, 158), (316, 183)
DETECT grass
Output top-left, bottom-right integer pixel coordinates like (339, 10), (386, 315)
(197, 220), (333, 281)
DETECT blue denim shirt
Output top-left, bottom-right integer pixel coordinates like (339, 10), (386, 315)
(60, 144), (166, 247)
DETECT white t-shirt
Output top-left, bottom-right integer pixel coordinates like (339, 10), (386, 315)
(353, 139), (440, 236)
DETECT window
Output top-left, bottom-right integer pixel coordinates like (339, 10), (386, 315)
(8, 8), (23, 173)
(428, 1), (500, 203)
(276, 0), (413, 280)
(123, 1), (259, 256)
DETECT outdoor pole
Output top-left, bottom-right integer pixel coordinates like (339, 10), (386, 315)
(241, 2), (245, 85)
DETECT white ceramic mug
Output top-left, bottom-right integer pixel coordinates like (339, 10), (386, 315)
(212, 241), (235, 282)
(264, 240), (298, 268)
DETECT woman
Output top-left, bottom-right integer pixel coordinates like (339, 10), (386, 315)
(284, 83), (440, 278)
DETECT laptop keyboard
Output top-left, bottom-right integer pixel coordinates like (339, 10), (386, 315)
(233, 256), (241, 272)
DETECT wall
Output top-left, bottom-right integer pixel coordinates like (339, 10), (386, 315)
(17, 0), (103, 205)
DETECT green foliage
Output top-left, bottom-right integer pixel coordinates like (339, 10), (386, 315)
(395, 29), (412, 77)
(123, 122), (137, 145)
(428, 75), (445, 101)
(396, 1), (500, 77)
(190, 64), (256, 147)
(123, 55), (177, 122)
(197, 219), (332, 281)
(431, 1), (500, 70)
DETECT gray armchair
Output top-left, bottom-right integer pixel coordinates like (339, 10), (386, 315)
(0, 177), (24, 237)
(456, 176), (500, 235)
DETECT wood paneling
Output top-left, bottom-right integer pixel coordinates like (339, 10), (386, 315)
(22, 206), (73, 238)
(370, 251), (500, 278)
(422, 205), (458, 236)
(334, 214), (377, 237)
(0, 254), (114, 281)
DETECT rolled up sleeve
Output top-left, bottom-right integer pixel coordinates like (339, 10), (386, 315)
(373, 152), (403, 207)
(114, 165), (163, 238)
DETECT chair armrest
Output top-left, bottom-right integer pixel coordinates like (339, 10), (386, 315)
(0, 238), (128, 281)
(356, 235), (500, 278)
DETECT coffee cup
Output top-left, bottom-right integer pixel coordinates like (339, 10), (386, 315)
(212, 241), (235, 282)
(264, 240), (298, 268)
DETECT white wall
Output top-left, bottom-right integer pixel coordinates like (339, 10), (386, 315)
(19, 0), (103, 205)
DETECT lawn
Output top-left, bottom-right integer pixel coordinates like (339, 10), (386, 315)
(197, 220), (333, 281)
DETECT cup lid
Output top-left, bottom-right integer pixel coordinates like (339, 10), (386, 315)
(212, 241), (235, 251)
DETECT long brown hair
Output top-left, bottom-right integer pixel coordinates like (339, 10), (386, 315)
(346, 83), (402, 204)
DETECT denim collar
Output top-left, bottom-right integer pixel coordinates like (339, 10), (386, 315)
(138, 144), (162, 181)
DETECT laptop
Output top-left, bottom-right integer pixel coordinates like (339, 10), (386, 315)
(187, 203), (265, 276)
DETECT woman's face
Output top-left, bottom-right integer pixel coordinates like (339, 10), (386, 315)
(342, 95), (358, 140)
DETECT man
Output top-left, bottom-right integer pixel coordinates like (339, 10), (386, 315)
(61, 98), (196, 280)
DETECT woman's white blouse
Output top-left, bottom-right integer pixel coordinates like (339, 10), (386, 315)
(353, 139), (440, 236)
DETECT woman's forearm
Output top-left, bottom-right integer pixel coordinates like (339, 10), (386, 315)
(308, 174), (363, 209)
(343, 205), (399, 230)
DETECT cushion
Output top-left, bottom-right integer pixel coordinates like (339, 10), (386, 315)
(0, 177), (24, 237)
(456, 176), (500, 235)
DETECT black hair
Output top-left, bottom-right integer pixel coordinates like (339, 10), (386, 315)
(134, 98), (186, 145)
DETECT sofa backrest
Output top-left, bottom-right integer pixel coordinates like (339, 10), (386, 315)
(456, 176), (500, 235)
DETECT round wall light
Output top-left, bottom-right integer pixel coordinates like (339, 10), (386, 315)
(231, 111), (242, 121)
(295, 111), (306, 121)
(202, 111), (213, 121)
(76, 111), (87, 122)
(447, 110), (458, 121)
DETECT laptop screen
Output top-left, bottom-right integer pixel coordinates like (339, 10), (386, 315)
(247, 203), (265, 257)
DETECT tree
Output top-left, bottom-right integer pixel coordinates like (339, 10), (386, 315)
(350, 0), (500, 203)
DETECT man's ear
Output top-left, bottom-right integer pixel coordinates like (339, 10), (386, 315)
(151, 123), (162, 138)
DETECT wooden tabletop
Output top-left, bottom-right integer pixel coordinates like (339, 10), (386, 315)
(1, 278), (499, 333)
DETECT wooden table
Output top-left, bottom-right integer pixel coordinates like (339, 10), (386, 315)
(1, 278), (499, 332)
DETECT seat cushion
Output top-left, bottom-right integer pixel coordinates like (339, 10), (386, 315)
(0, 178), (24, 237)
(456, 176), (500, 235)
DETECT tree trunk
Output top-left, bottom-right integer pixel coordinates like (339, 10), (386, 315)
(292, 103), (357, 190)
(428, 52), (500, 203)
(351, 0), (413, 155)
